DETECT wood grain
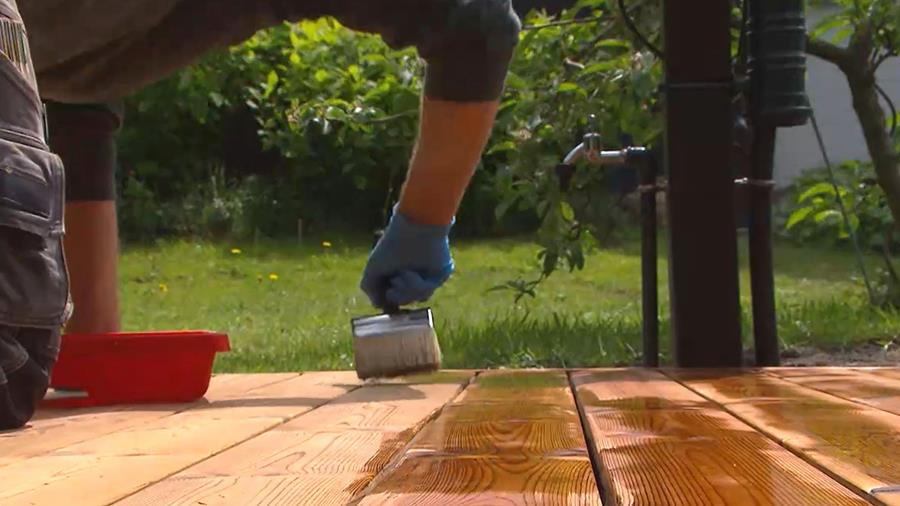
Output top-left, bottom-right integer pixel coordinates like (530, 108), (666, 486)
(357, 454), (598, 505)
(0, 374), (298, 463)
(358, 370), (601, 505)
(573, 369), (869, 505)
(0, 372), (358, 506)
(766, 367), (900, 416)
(112, 373), (473, 506)
(667, 369), (900, 502)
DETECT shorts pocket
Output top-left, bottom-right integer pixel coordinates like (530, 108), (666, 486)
(0, 127), (69, 328)
(0, 44), (45, 140)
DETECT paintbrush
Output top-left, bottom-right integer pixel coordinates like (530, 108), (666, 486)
(350, 304), (441, 380)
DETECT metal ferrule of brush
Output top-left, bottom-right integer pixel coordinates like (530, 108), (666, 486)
(350, 307), (441, 380)
(0, 18), (37, 87)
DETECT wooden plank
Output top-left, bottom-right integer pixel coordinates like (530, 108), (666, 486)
(112, 372), (473, 506)
(357, 370), (601, 505)
(766, 367), (900, 416)
(667, 369), (900, 505)
(0, 372), (359, 506)
(574, 369), (869, 506)
(0, 374), (298, 465)
(855, 367), (900, 382)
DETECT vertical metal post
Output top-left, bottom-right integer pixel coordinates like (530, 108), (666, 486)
(640, 160), (659, 367)
(747, 126), (780, 365)
(662, 0), (744, 367)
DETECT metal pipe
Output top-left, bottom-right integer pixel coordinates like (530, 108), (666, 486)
(563, 143), (585, 165)
(747, 126), (779, 366)
(637, 150), (659, 367)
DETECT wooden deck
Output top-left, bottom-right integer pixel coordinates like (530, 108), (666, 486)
(2, 367), (899, 505)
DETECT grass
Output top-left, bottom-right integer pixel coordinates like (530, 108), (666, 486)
(117, 233), (900, 372)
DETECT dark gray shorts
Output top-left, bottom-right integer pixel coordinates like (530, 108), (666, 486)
(20, 0), (521, 104)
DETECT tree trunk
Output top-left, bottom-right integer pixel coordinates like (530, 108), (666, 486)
(846, 71), (900, 227)
(807, 30), (900, 228)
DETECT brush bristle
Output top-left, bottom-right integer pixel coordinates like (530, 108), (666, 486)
(353, 326), (441, 379)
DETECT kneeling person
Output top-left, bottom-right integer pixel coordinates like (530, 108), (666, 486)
(0, 0), (71, 430)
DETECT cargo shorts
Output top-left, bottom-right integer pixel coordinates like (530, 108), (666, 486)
(0, 0), (71, 430)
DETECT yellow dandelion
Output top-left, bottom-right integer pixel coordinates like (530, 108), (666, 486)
(269, 273), (279, 281)
(230, 248), (242, 255)
(322, 241), (332, 248)
(159, 283), (168, 293)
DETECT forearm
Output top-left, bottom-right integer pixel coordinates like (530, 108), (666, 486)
(398, 99), (500, 226)
(393, 0), (520, 226)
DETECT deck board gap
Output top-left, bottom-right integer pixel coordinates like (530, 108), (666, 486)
(566, 369), (614, 506)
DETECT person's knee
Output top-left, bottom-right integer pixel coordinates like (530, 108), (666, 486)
(421, 0), (522, 102)
(0, 329), (58, 431)
(45, 101), (122, 202)
(0, 359), (50, 430)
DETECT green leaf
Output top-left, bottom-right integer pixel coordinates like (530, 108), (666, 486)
(786, 206), (815, 229)
(495, 197), (516, 221)
(263, 70), (279, 98)
(208, 92), (225, 107)
(583, 61), (619, 74)
(289, 29), (302, 48)
(798, 182), (836, 202)
(505, 72), (528, 90)
(560, 201), (575, 221)
(558, 82), (580, 93)
(597, 39), (631, 50)
(810, 12), (850, 39)
(814, 209), (841, 224)
(542, 250), (559, 275)
(487, 141), (517, 155)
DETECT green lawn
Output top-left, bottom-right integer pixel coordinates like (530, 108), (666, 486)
(117, 233), (900, 372)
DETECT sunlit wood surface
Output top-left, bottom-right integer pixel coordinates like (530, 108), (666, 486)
(2, 368), (898, 505)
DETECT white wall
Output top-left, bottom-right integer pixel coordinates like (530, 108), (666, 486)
(773, 5), (900, 188)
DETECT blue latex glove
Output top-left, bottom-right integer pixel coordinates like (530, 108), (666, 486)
(360, 206), (454, 309)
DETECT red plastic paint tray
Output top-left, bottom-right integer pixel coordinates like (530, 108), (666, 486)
(43, 330), (230, 409)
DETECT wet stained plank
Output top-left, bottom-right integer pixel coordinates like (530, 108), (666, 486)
(766, 367), (900, 416)
(0, 374), (298, 464)
(357, 370), (601, 505)
(573, 369), (869, 506)
(0, 372), (359, 506)
(667, 369), (900, 505)
(113, 371), (473, 506)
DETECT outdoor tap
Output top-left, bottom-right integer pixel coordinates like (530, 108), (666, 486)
(555, 114), (656, 191)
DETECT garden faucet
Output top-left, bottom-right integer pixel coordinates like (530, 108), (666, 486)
(555, 114), (653, 191)
(552, 113), (662, 369)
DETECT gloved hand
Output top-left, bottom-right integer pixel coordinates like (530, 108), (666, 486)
(360, 206), (455, 310)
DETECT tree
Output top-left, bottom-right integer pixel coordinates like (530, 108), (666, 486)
(806, 0), (900, 225)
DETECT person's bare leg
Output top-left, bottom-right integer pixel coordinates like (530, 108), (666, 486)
(62, 202), (121, 334)
(46, 102), (123, 334)
(397, 99), (501, 226)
